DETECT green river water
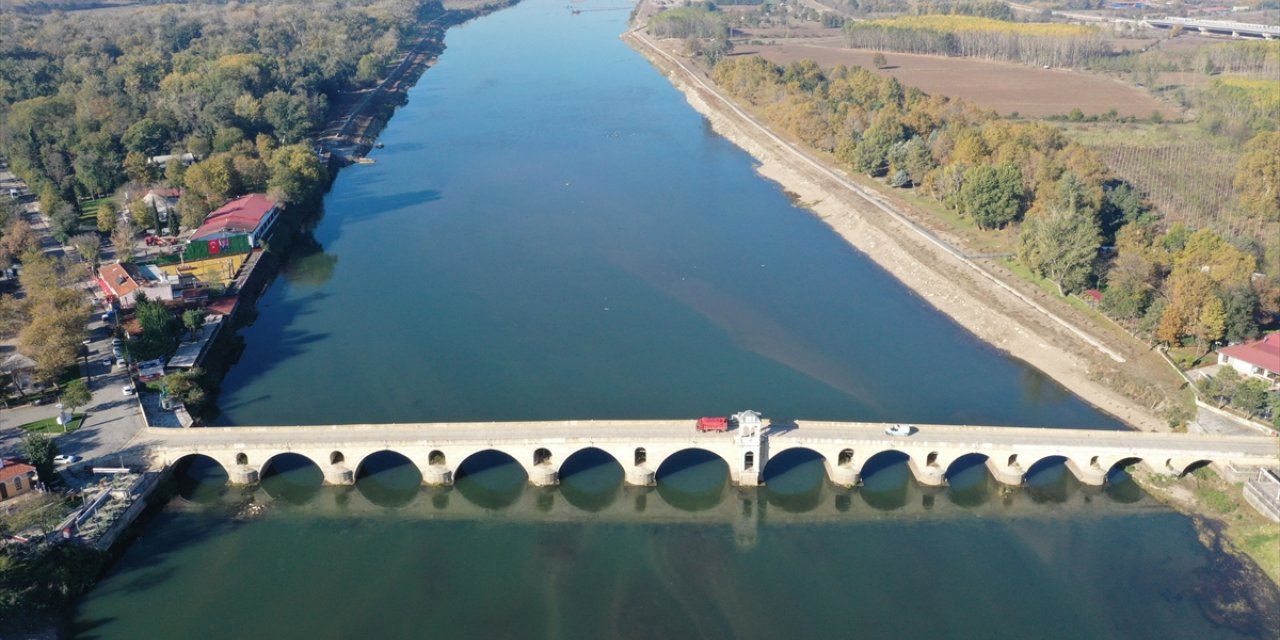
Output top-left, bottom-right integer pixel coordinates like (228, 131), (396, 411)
(71, 1), (1276, 637)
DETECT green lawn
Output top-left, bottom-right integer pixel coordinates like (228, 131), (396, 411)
(19, 413), (86, 435)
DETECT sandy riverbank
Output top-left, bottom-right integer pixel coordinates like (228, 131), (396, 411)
(623, 30), (1179, 433)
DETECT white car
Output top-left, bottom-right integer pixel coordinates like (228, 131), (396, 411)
(53, 454), (81, 465)
(122, 384), (135, 396)
(885, 424), (914, 437)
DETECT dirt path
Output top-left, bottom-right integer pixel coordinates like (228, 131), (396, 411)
(625, 29), (1187, 432)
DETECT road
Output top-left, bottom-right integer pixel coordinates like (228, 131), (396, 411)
(138, 419), (1280, 459)
(0, 158), (148, 476)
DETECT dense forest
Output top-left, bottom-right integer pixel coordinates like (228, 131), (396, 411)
(0, 0), (444, 226)
(710, 56), (1278, 352)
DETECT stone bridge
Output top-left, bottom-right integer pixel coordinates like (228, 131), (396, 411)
(143, 414), (1278, 488)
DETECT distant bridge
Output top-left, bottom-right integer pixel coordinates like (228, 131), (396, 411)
(144, 417), (1278, 488)
(1146, 17), (1280, 40)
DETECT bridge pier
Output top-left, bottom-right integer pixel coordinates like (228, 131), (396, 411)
(985, 458), (1025, 486)
(423, 465), (453, 486)
(908, 457), (947, 487)
(229, 467), (259, 486)
(529, 465), (558, 487)
(829, 465), (859, 487)
(1065, 459), (1107, 486)
(626, 466), (656, 486)
(324, 466), (355, 485)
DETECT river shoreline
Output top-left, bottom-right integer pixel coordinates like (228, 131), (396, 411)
(622, 29), (1172, 434)
(619, 25), (1280, 597)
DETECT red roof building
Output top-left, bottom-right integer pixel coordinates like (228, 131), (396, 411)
(1218, 333), (1280, 386)
(0, 458), (38, 502)
(192, 194), (280, 248)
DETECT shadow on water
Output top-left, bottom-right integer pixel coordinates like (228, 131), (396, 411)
(172, 455), (230, 504)
(1025, 456), (1078, 504)
(1104, 466), (1145, 504)
(945, 453), (994, 508)
(558, 447), (623, 512)
(355, 450), (423, 508)
(260, 453), (324, 505)
(656, 449), (729, 512)
(761, 449), (826, 513)
(858, 450), (913, 511)
(454, 451), (527, 509)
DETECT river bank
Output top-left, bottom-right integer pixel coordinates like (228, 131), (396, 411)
(619, 24), (1280, 593)
(622, 29), (1179, 434)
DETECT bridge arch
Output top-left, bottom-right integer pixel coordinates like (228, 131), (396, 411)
(354, 450), (422, 480)
(260, 452), (323, 479)
(634, 447), (646, 466)
(354, 450), (422, 508)
(655, 448), (730, 512)
(533, 448), (554, 466)
(761, 447), (826, 483)
(258, 452), (324, 505)
(330, 451), (345, 465)
(837, 449), (854, 466)
(171, 453), (230, 500)
(235, 452), (248, 466)
(1105, 456), (1144, 481)
(558, 447), (624, 512)
(428, 450), (446, 466)
(454, 449), (527, 509)
(943, 453), (990, 484)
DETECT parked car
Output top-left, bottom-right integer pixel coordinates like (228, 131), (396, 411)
(122, 384), (135, 396)
(53, 454), (81, 465)
(884, 424), (914, 437)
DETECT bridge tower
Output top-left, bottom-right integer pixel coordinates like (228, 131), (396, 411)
(733, 410), (765, 486)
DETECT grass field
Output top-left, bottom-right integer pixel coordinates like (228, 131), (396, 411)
(19, 414), (86, 435)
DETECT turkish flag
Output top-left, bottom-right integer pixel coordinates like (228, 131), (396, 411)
(208, 240), (220, 254)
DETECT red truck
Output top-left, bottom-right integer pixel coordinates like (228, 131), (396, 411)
(696, 416), (729, 432)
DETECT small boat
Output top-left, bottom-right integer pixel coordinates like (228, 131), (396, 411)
(374, 142), (385, 149)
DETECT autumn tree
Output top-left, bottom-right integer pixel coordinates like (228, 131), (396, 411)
(1018, 203), (1101, 295)
(69, 233), (101, 267)
(1233, 131), (1279, 221)
(111, 218), (136, 263)
(268, 144), (327, 205)
(95, 199), (117, 233)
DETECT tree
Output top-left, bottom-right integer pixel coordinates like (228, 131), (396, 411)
(123, 150), (155, 186)
(958, 163), (1024, 229)
(161, 367), (206, 407)
(872, 52), (888, 68)
(48, 203), (79, 244)
(111, 219), (136, 263)
(130, 293), (177, 360)
(178, 192), (212, 230)
(95, 199), (117, 233)
(1018, 204), (1101, 295)
(0, 294), (25, 339)
(1231, 378), (1269, 418)
(1233, 131), (1279, 221)
(69, 233), (101, 267)
(182, 308), (206, 340)
(1193, 295), (1226, 350)
(130, 198), (158, 231)
(20, 433), (57, 484)
(59, 378), (91, 429)
(0, 220), (39, 266)
(268, 144), (327, 205)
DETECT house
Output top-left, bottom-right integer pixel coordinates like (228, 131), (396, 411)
(0, 458), (39, 502)
(97, 262), (179, 308)
(141, 188), (181, 223)
(1218, 333), (1280, 387)
(191, 194), (280, 248)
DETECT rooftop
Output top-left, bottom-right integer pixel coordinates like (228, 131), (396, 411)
(192, 194), (277, 241)
(97, 262), (140, 299)
(1220, 333), (1280, 375)
(0, 458), (37, 483)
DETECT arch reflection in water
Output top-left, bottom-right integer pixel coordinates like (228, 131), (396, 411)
(557, 448), (623, 512)
(655, 449), (729, 512)
(259, 453), (324, 505)
(858, 450), (914, 511)
(944, 453), (994, 508)
(173, 454), (229, 503)
(1024, 456), (1076, 504)
(1104, 458), (1145, 504)
(454, 450), (526, 509)
(761, 448), (827, 513)
(355, 450), (423, 508)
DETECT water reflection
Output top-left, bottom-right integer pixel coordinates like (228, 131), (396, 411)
(859, 451), (913, 511)
(656, 449), (729, 511)
(761, 450), (826, 513)
(259, 453), (324, 505)
(355, 451), (423, 508)
(173, 455), (229, 504)
(946, 454), (994, 508)
(282, 234), (339, 289)
(1025, 457), (1075, 504)
(558, 448), (623, 512)
(454, 450), (526, 509)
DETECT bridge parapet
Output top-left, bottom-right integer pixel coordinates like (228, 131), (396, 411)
(144, 418), (1278, 490)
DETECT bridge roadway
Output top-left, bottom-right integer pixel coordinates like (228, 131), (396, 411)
(144, 418), (1279, 488)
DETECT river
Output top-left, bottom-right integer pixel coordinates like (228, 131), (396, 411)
(72, 0), (1273, 637)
